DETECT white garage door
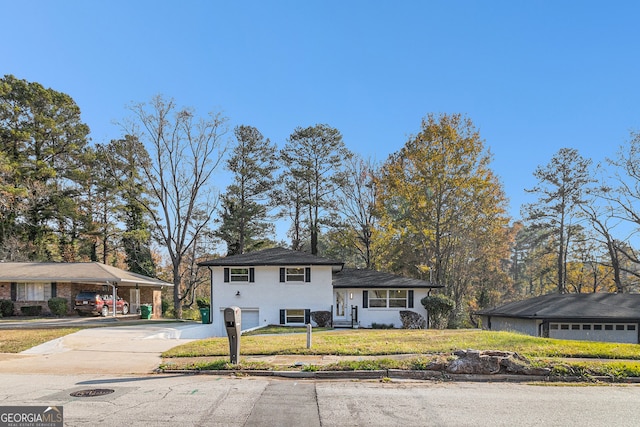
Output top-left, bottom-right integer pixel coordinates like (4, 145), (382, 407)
(241, 309), (260, 331)
(218, 309), (260, 335)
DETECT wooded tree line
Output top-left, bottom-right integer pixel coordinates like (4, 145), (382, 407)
(2, 75), (639, 324)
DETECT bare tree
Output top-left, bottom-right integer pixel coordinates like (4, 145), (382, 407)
(123, 95), (227, 318)
(335, 154), (378, 268)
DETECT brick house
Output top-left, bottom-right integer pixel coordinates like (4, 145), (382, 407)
(0, 262), (171, 317)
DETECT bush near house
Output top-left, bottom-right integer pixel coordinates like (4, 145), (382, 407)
(421, 294), (454, 329)
(310, 311), (331, 327)
(196, 298), (210, 309)
(0, 299), (14, 317)
(20, 305), (42, 316)
(47, 297), (68, 316)
(400, 310), (426, 329)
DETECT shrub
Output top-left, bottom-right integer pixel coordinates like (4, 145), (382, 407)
(310, 310), (332, 327)
(0, 300), (14, 317)
(371, 322), (394, 329)
(20, 305), (43, 316)
(196, 297), (210, 309)
(399, 310), (426, 329)
(48, 297), (68, 316)
(421, 294), (454, 329)
(161, 299), (171, 315)
(182, 307), (201, 321)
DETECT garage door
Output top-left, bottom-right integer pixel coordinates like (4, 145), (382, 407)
(241, 309), (259, 330)
(550, 322), (638, 344)
(218, 309), (259, 335)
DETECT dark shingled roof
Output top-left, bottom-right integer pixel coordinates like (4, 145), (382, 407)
(198, 247), (344, 268)
(476, 293), (640, 321)
(333, 268), (444, 289)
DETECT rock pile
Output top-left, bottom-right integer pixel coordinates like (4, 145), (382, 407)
(444, 349), (551, 376)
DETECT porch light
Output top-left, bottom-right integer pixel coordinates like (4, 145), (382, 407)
(236, 291), (241, 296)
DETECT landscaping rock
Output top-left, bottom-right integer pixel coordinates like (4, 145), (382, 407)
(446, 349), (551, 376)
(399, 310), (426, 329)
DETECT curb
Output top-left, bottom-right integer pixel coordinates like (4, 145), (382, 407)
(159, 368), (640, 383)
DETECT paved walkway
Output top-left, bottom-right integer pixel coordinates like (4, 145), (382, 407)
(0, 322), (214, 375)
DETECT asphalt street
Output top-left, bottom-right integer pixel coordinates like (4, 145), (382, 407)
(1, 373), (640, 426)
(1, 321), (640, 426)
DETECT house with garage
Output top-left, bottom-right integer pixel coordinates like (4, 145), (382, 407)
(0, 262), (172, 317)
(476, 293), (640, 344)
(198, 247), (443, 336)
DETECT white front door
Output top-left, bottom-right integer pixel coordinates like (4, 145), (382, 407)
(334, 291), (348, 320)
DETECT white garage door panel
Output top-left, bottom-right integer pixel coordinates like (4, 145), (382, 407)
(241, 310), (259, 330)
(219, 309), (259, 335)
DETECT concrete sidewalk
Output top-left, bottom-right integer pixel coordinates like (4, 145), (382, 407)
(0, 323), (214, 375)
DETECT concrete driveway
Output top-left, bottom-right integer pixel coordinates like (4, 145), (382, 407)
(0, 322), (213, 375)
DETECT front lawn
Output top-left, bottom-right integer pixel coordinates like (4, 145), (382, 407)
(0, 328), (82, 353)
(162, 328), (640, 360)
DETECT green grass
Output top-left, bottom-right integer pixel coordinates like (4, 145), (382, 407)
(242, 325), (331, 336)
(162, 328), (640, 360)
(0, 328), (82, 353)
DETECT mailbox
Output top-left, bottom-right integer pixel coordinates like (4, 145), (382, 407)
(224, 306), (241, 364)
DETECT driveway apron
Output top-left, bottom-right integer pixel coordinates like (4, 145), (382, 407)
(0, 324), (210, 375)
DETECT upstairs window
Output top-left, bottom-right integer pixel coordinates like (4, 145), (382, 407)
(223, 268), (255, 283)
(230, 268), (250, 282)
(286, 268), (305, 282)
(279, 267), (311, 283)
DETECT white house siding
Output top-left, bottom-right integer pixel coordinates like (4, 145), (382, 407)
(208, 265), (334, 337)
(484, 316), (541, 336)
(342, 288), (431, 329)
(549, 323), (639, 344)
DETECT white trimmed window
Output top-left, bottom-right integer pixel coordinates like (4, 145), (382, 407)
(279, 308), (310, 324)
(285, 309), (305, 323)
(279, 267), (310, 283)
(17, 282), (52, 301)
(369, 290), (388, 307)
(230, 268), (250, 282)
(286, 268), (305, 282)
(367, 290), (408, 308)
(223, 268), (255, 283)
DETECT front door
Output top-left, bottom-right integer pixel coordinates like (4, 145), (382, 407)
(334, 291), (348, 321)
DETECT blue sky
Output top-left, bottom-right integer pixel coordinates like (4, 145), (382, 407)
(3, 1), (639, 226)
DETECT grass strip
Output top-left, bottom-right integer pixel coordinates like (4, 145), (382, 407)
(162, 329), (640, 360)
(0, 328), (82, 353)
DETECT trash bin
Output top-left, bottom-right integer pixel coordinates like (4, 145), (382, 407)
(199, 307), (210, 324)
(140, 304), (152, 320)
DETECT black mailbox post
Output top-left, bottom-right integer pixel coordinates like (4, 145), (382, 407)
(224, 306), (241, 364)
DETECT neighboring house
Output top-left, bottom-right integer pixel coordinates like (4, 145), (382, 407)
(476, 293), (640, 344)
(0, 262), (172, 317)
(198, 247), (443, 336)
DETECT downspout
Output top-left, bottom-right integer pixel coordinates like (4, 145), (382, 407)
(208, 267), (214, 326)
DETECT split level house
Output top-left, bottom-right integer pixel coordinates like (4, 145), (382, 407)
(198, 247), (443, 336)
(476, 293), (640, 344)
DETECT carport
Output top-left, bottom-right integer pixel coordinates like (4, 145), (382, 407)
(0, 262), (172, 317)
